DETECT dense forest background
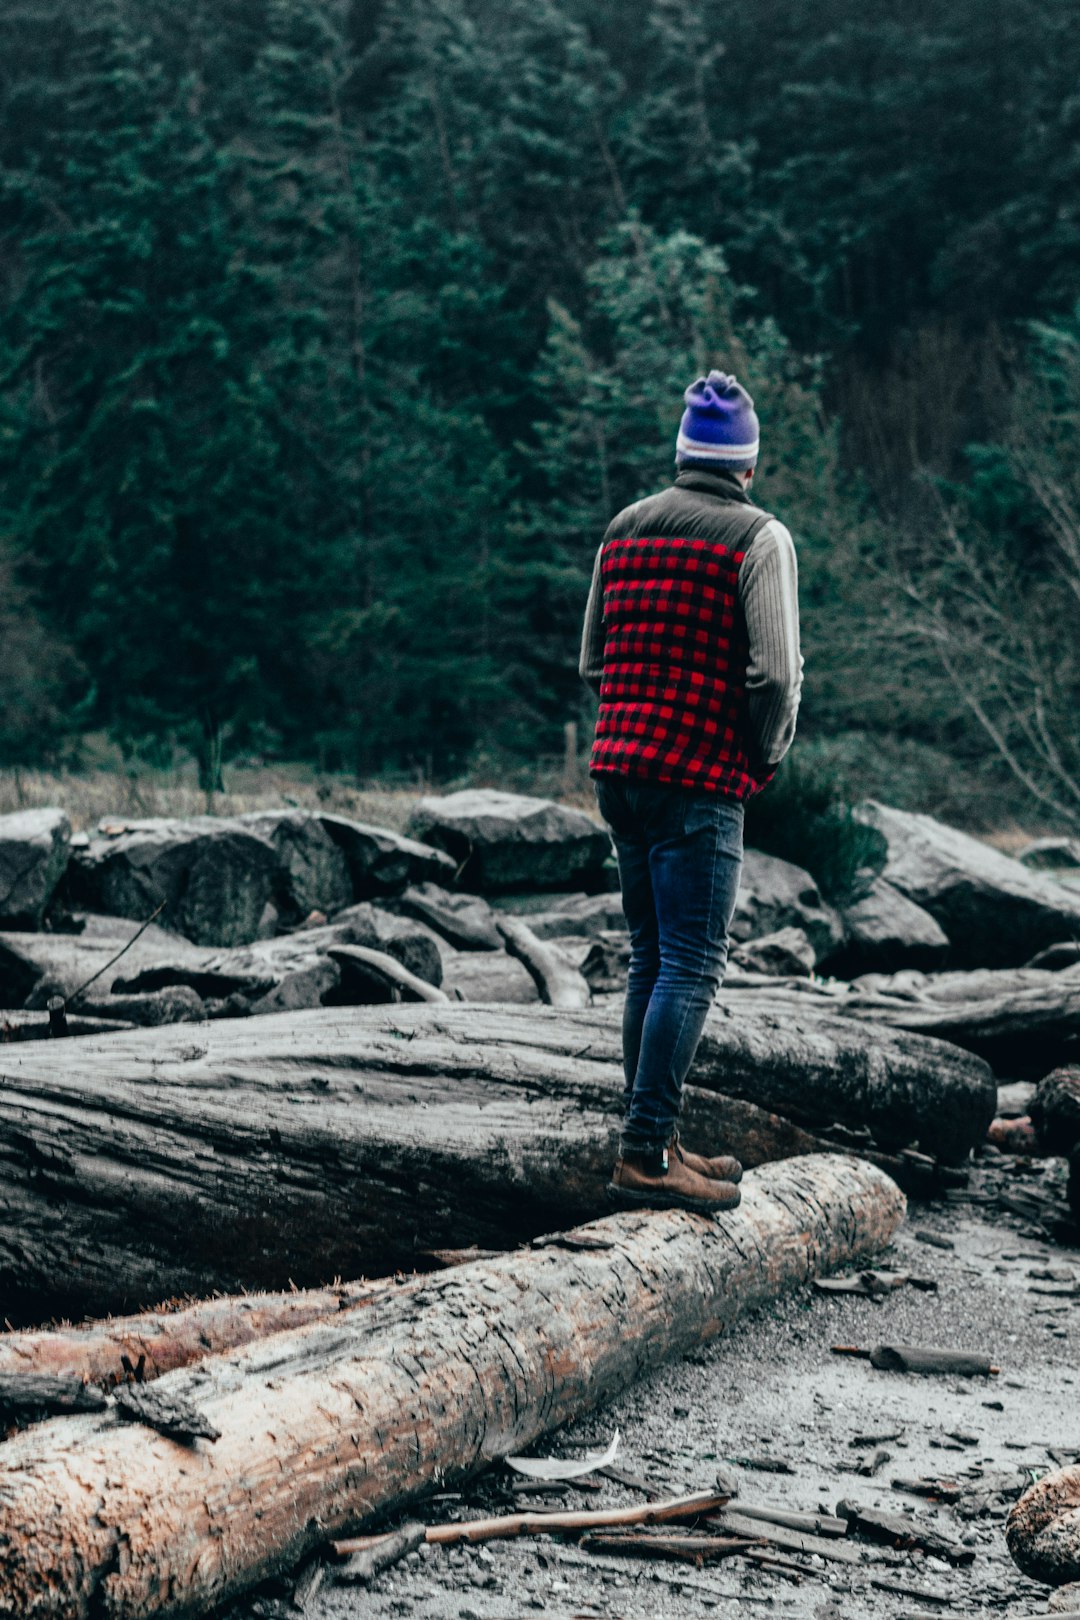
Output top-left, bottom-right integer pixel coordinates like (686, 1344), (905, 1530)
(1, 0), (1079, 829)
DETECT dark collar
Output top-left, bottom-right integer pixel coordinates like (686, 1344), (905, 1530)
(674, 467), (753, 505)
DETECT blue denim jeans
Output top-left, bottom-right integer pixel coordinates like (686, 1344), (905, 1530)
(594, 776), (744, 1158)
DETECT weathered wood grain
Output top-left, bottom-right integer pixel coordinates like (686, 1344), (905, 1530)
(0, 1154), (905, 1620)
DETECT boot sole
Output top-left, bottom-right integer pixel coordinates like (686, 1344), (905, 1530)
(606, 1182), (741, 1217)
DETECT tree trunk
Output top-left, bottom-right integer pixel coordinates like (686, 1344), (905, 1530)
(0, 1154), (904, 1620)
(1007, 1463), (1080, 1586)
(0, 1003), (986, 1320)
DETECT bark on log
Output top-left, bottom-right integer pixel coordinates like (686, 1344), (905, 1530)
(0, 1003), (983, 1318)
(1007, 1463), (1080, 1586)
(0, 1153), (904, 1620)
(0, 1282), (388, 1388)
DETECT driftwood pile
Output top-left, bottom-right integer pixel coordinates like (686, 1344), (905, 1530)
(0, 1154), (904, 1620)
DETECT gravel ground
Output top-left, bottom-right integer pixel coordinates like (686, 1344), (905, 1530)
(236, 1157), (1078, 1620)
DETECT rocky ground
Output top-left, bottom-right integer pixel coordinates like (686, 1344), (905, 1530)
(237, 1154), (1078, 1620)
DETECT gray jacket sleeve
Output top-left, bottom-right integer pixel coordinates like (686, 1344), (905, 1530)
(578, 544), (606, 697)
(739, 518), (803, 767)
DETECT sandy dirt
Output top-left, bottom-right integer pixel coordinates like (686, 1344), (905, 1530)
(226, 1154), (1078, 1620)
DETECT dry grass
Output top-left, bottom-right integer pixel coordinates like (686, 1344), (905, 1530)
(0, 736), (603, 833)
(0, 761), (424, 835)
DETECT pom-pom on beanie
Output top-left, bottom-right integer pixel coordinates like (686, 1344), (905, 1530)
(675, 370), (759, 471)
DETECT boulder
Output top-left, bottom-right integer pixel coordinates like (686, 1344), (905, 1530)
(519, 892), (628, 941)
(318, 815), (455, 898)
(327, 904), (443, 987)
(63, 819), (279, 947)
(828, 876), (950, 977)
(0, 915), (205, 1010)
(855, 802), (1080, 969)
(1029, 1067), (1080, 1157)
(407, 790), (611, 894)
(238, 812), (352, 923)
(731, 926), (816, 979)
(0, 809), (71, 929)
(76, 986), (207, 1027)
(731, 850), (843, 962)
(550, 931), (631, 996)
(248, 961), (342, 1016)
(116, 910), (444, 1007)
(392, 883), (502, 951)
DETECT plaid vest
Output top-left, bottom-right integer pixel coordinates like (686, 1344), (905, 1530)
(589, 474), (772, 799)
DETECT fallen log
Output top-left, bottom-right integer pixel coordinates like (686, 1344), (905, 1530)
(719, 973), (1080, 1077)
(0, 1154), (904, 1620)
(0, 1003), (954, 1319)
(1007, 1463), (1080, 1586)
(0, 1004), (859, 1318)
(0, 997), (977, 1315)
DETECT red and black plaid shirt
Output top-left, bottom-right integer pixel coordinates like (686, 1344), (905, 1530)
(590, 529), (769, 799)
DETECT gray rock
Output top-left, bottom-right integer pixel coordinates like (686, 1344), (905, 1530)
(0, 808), (71, 928)
(855, 801), (1080, 969)
(329, 903), (443, 987)
(731, 926), (816, 978)
(520, 893), (628, 941)
(0, 914), (204, 1010)
(393, 883), (502, 951)
(76, 985), (207, 1026)
(249, 960), (342, 1014)
(731, 849), (843, 961)
(238, 812), (352, 923)
(549, 931), (631, 995)
(407, 790), (611, 894)
(829, 875), (950, 977)
(318, 815), (455, 898)
(64, 818), (280, 947)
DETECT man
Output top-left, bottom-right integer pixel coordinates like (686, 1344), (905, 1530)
(579, 370), (802, 1216)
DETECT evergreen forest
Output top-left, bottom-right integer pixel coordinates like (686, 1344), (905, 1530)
(2, 0), (1079, 828)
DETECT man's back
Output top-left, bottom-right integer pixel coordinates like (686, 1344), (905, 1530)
(580, 466), (802, 798)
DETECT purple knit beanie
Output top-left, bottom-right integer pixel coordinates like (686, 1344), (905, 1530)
(675, 370), (760, 471)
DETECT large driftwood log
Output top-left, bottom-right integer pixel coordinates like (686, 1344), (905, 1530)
(0, 1154), (904, 1620)
(718, 972), (1080, 1076)
(1007, 1463), (1080, 1586)
(0, 1005), (880, 1319)
(0, 1003), (985, 1317)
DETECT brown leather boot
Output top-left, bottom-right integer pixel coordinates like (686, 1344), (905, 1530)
(607, 1147), (742, 1216)
(669, 1132), (743, 1184)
